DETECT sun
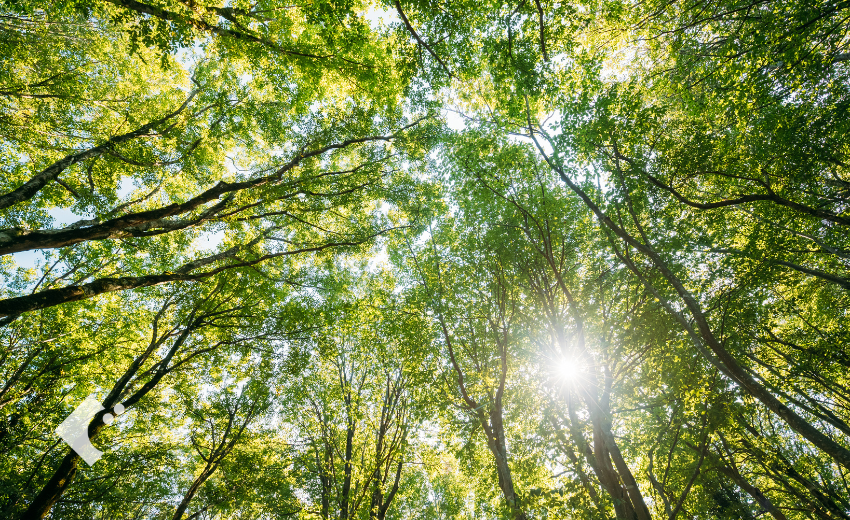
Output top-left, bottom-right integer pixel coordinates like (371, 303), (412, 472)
(555, 357), (584, 383)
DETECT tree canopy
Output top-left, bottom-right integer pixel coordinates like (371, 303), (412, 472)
(0, 0), (848, 518)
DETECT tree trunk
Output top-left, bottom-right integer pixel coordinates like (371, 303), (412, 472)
(537, 150), (850, 469)
(19, 449), (81, 520)
(340, 393), (355, 520)
(717, 463), (788, 520)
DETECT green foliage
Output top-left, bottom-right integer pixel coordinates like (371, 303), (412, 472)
(1, 0), (848, 518)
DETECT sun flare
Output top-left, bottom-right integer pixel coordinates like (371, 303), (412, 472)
(556, 357), (584, 383)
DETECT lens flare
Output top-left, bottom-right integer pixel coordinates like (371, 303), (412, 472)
(556, 357), (583, 383)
